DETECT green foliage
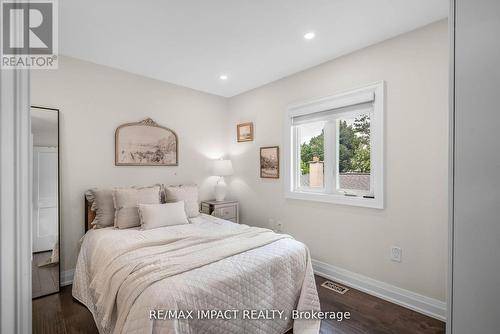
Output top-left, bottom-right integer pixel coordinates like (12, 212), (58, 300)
(300, 160), (310, 175)
(338, 120), (357, 172)
(300, 130), (324, 174)
(300, 115), (370, 175)
(353, 114), (370, 139)
(351, 145), (371, 172)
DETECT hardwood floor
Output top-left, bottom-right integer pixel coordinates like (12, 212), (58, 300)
(33, 275), (445, 334)
(32, 251), (59, 299)
(33, 285), (98, 334)
(313, 276), (445, 334)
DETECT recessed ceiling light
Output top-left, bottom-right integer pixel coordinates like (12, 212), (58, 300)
(304, 32), (316, 40)
(219, 74), (228, 80)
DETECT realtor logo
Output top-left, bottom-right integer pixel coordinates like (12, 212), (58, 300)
(1, 0), (58, 69)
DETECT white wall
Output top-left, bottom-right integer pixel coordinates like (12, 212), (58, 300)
(31, 56), (230, 271)
(227, 20), (448, 301)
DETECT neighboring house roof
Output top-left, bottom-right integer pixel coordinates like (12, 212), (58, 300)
(300, 172), (370, 191)
(338, 173), (370, 191)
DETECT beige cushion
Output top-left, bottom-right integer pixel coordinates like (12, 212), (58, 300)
(113, 185), (161, 229)
(138, 202), (189, 230)
(164, 185), (200, 218)
(85, 188), (114, 228)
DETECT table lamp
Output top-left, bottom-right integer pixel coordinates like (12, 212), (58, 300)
(212, 159), (233, 201)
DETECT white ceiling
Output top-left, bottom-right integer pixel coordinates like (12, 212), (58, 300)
(60, 0), (448, 97)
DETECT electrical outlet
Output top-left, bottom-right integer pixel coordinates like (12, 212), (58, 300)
(390, 246), (402, 262)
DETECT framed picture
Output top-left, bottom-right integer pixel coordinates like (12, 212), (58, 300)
(237, 122), (254, 142)
(260, 146), (279, 179)
(115, 118), (178, 166)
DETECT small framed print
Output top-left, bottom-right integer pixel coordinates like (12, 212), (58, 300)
(260, 146), (279, 179)
(237, 122), (254, 142)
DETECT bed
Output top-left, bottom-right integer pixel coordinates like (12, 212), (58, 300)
(73, 198), (320, 334)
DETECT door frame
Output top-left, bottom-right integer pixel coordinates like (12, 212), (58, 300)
(0, 69), (32, 332)
(447, 0), (456, 333)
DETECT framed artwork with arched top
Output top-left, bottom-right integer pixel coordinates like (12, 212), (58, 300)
(115, 118), (178, 166)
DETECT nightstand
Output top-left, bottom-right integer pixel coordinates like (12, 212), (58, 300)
(200, 200), (239, 223)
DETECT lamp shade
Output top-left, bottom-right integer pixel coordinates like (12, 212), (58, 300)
(212, 159), (233, 177)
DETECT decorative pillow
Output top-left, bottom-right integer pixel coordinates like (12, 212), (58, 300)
(84, 188), (114, 228)
(164, 185), (200, 218)
(113, 185), (161, 229)
(138, 202), (189, 230)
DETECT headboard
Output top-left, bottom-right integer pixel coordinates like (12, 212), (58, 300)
(84, 196), (96, 232)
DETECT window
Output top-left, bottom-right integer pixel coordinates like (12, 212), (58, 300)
(284, 82), (384, 208)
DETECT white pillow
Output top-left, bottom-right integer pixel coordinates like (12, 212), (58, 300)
(113, 185), (161, 229)
(164, 185), (200, 218)
(138, 202), (189, 230)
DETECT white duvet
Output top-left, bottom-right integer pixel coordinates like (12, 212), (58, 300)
(73, 214), (320, 334)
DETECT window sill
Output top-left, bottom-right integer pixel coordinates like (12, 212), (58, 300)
(285, 190), (384, 209)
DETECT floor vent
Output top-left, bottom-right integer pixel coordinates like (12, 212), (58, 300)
(321, 280), (349, 295)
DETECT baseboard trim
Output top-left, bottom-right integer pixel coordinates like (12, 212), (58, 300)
(60, 269), (74, 287)
(312, 259), (446, 321)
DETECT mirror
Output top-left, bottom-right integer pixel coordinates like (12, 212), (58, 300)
(31, 106), (60, 299)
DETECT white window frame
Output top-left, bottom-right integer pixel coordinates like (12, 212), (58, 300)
(283, 81), (384, 209)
